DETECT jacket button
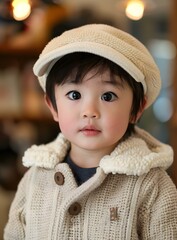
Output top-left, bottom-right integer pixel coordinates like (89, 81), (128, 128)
(68, 202), (81, 215)
(54, 172), (65, 185)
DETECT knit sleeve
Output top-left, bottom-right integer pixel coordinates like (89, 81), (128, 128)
(4, 168), (32, 240)
(138, 168), (177, 239)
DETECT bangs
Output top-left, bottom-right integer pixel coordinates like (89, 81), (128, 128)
(47, 52), (129, 86)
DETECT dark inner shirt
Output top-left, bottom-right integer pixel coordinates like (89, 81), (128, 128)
(64, 154), (97, 186)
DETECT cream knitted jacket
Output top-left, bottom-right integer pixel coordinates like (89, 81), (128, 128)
(4, 127), (177, 240)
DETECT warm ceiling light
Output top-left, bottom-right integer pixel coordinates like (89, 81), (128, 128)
(125, 0), (145, 20)
(12, 0), (31, 21)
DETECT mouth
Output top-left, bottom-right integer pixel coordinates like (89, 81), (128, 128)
(80, 126), (101, 136)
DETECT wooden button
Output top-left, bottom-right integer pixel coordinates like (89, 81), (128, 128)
(54, 172), (65, 185)
(68, 202), (81, 215)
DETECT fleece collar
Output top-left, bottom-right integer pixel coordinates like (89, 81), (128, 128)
(22, 127), (173, 176)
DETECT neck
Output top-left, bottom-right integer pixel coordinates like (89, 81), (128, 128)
(69, 144), (116, 168)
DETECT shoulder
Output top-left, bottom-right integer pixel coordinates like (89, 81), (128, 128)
(22, 133), (70, 169)
(138, 167), (177, 207)
(100, 127), (173, 176)
(136, 168), (177, 238)
(143, 167), (176, 189)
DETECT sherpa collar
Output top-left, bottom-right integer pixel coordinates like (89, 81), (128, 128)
(23, 127), (173, 176)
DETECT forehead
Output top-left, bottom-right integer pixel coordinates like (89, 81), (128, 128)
(48, 52), (136, 90)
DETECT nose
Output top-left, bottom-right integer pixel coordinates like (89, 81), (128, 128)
(81, 105), (100, 119)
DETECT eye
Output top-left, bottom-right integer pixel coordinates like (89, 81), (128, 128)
(66, 91), (81, 100)
(101, 92), (118, 102)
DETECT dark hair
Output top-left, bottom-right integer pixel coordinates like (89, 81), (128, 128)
(46, 52), (144, 140)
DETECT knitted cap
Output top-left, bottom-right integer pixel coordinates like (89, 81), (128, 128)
(33, 24), (161, 108)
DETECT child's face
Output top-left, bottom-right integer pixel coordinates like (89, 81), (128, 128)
(47, 68), (134, 156)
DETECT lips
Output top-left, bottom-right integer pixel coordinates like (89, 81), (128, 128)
(80, 125), (101, 136)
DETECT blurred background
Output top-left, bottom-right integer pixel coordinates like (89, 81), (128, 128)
(0, 0), (177, 238)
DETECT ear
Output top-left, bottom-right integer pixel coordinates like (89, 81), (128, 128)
(44, 94), (59, 122)
(130, 97), (147, 123)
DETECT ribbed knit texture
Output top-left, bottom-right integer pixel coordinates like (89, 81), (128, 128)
(4, 166), (177, 239)
(4, 128), (177, 239)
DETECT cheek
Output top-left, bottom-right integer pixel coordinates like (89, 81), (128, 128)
(107, 117), (129, 134)
(104, 108), (131, 135)
(58, 117), (70, 133)
(58, 113), (70, 132)
(56, 105), (75, 134)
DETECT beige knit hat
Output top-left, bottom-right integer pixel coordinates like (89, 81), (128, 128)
(33, 24), (161, 108)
